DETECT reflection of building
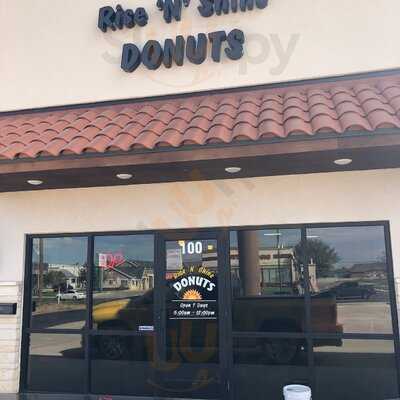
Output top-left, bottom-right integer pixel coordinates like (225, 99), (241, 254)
(57, 270), (78, 289)
(99, 261), (154, 291)
(33, 262), (85, 290)
(48, 264), (84, 289)
(203, 248), (317, 294)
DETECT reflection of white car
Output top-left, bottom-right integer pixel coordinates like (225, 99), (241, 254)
(57, 290), (86, 301)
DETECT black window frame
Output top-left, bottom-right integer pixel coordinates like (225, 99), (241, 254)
(20, 220), (400, 399)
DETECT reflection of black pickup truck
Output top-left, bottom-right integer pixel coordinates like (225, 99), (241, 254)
(92, 290), (342, 364)
(331, 282), (375, 300)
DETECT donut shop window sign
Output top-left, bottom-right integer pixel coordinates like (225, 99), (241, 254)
(97, 0), (269, 72)
(166, 240), (219, 321)
(168, 265), (218, 320)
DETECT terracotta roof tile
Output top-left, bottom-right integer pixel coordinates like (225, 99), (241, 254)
(42, 138), (67, 157)
(311, 114), (343, 133)
(1, 74), (400, 160)
(232, 123), (259, 141)
(109, 133), (136, 151)
(63, 136), (91, 155)
(339, 112), (372, 131)
(367, 110), (400, 130)
(182, 127), (208, 145)
(259, 119), (285, 138)
(284, 117), (313, 136)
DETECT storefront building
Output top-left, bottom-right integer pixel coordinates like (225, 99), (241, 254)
(1, 1), (400, 400)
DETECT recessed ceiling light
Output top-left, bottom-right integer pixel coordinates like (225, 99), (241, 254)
(27, 180), (43, 186)
(116, 173), (133, 180)
(225, 167), (242, 174)
(334, 158), (353, 166)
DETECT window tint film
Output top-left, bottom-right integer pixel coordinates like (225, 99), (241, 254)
(313, 339), (399, 400)
(27, 333), (85, 393)
(91, 336), (155, 397)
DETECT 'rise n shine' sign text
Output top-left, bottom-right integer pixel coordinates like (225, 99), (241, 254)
(98, 0), (269, 73)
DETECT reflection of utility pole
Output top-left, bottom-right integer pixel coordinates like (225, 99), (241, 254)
(99, 266), (104, 292)
(277, 230), (283, 293)
(38, 239), (44, 301)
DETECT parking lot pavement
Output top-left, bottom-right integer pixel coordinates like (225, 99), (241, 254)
(337, 300), (393, 334)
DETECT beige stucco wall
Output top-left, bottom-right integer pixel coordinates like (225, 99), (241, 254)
(1, 0), (399, 112)
(0, 168), (399, 393)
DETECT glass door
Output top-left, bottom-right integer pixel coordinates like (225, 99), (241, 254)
(155, 231), (229, 399)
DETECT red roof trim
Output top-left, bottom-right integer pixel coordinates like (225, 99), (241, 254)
(0, 73), (400, 161)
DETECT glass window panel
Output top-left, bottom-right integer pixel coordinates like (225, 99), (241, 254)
(92, 235), (155, 332)
(31, 237), (88, 330)
(314, 339), (399, 400)
(233, 336), (309, 400)
(230, 229), (305, 333)
(91, 335), (156, 397)
(304, 226), (393, 334)
(27, 333), (85, 393)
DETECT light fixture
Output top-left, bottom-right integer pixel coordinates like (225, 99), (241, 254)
(307, 235), (319, 239)
(27, 180), (43, 186)
(334, 158), (353, 166)
(225, 166), (242, 174)
(264, 233), (282, 236)
(116, 173), (133, 180)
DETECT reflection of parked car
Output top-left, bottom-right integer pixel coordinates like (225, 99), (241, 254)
(331, 282), (375, 299)
(56, 290), (86, 301)
(91, 289), (342, 364)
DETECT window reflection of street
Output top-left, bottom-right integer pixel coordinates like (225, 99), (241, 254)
(31, 237), (88, 330)
(306, 226), (393, 334)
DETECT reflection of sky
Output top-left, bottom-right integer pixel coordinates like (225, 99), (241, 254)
(307, 226), (386, 268)
(32, 237), (87, 265)
(32, 235), (154, 265)
(32, 227), (386, 268)
(230, 226), (386, 268)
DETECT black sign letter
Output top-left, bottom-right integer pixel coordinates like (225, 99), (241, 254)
(231, 0), (238, 12)
(98, 6), (115, 32)
(124, 9), (136, 28)
(186, 34), (208, 65)
(214, 0), (230, 15)
(163, 36), (185, 68)
(142, 40), (164, 70)
(208, 31), (227, 62)
(135, 8), (149, 27)
(157, 0), (184, 23)
(240, 0), (254, 11)
(121, 43), (141, 72)
(197, 0), (214, 17)
(114, 5), (125, 30)
(225, 29), (245, 60)
(256, 0), (269, 9)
